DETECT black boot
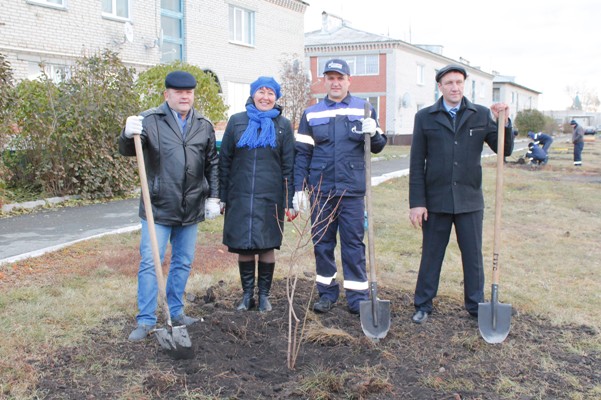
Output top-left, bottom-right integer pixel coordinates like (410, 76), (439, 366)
(236, 261), (256, 311)
(258, 262), (275, 312)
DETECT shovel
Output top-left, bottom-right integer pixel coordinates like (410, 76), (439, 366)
(359, 102), (391, 340)
(133, 133), (194, 359)
(478, 109), (512, 344)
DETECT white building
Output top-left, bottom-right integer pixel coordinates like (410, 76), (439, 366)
(0, 0), (307, 118)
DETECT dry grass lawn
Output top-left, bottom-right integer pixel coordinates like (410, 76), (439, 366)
(0, 138), (600, 399)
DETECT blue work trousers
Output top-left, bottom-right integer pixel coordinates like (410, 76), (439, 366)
(136, 220), (198, 325)
(311, 195), (368, 312)
(573, 141), (584, 165)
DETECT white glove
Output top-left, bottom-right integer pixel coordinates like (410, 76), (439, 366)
(204, 198), (221, 220)
(292, 191), (309, 213)
(361, 118), (377, 137)
(124, 115), (143, 139)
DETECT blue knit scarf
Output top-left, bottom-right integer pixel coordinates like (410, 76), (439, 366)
(236, 104), (280, 149)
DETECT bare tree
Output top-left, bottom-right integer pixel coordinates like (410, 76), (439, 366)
(277, 179), (343, 370)
(278, 54), (311, 130)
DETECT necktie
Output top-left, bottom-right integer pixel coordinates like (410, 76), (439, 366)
(449, 107), (458, 119)
(180, 115), (187, 139)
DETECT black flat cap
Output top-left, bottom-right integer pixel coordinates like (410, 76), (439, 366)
(435, 64), (467, 82)
(165, 70), (197, 89)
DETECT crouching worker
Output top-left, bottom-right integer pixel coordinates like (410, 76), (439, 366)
(526, 141), (548, 166)
(219, 76), (295, 312)
(119, 70), (221, 341)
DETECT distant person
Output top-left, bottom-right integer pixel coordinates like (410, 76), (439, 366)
(528, 131), (553, 159)
(526, 141), (548, 165)
(569, 120), (584, 166)
(119, 70), (221, 341)
(504, 128), (519, 163)
(294, 58), (387, 315)
(408, 64), (514, 324)
(219, 76), (295, 313)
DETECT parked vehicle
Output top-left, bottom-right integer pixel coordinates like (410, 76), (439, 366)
(584, 126), (597, 135)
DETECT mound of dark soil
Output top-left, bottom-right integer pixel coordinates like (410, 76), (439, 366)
(35, 278), (600, 399)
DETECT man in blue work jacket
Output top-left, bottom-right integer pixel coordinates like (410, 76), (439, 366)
(294, 59), (387, 315)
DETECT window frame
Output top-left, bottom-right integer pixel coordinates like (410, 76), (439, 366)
(161, 0), (185, 63)
(26, 0), (67, 10)
(317, 55), (379, 77)
(229, 5), (255, 47)
(101, 0), (130, 21)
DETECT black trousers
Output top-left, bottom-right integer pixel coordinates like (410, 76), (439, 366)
(414, 210), (484, 314)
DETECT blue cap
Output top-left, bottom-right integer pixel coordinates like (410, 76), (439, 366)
(250, 76), (281, 99)
(323, 59), (351, 76)
(165, 70), (197, 89)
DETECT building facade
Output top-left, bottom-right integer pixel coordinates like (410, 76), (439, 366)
(305, 13), (537, 143)
(0, 0), (307, 118)
(493, 76), (541, 118)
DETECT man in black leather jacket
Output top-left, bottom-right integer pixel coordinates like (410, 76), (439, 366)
(119, 70), (220, 341)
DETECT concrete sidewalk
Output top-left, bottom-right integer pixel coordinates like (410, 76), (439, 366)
(1, 137), (534, 265)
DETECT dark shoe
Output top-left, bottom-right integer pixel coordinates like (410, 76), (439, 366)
(257, 262), (275, 312)
(313, 297), (334, 313)
(128, 324), (155, 341)
(237, 260), (256, 311)
(237, 293), (256, 311)
(412, 310), (429, 324)
(469, 312), (478, 319)
(348, 307), (360, 315)
(173, 314), (199, 326)
(258, 295), (272, 312)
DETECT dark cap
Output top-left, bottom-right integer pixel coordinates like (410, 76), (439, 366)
(165, 70), (197, 89)
(569, 119), (577, 125)
(436, 64), (467, 82)
(323, 59), (351, 76)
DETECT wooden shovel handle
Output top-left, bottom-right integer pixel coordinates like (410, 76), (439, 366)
(364, 102), (377, 284)
(492, 110), (506, 285)
(133, 134), (171, 325)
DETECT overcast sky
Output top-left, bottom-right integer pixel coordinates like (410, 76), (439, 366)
(304, 0), (600, 111)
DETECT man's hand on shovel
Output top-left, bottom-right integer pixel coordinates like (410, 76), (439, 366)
(124, 115), (143, 138)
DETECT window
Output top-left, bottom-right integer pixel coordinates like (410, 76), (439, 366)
(229, 6), (255, 46)
(102, 0), (129, 19)
(471, 80), (476, 103)
(27, 0), (66, 9)
(479, 82), (486, 98)
(416, 64), (424, 85)
(28, 62), (71, 83)
(161, 0), (184, 63)
(317, 55), (379, 76)
(493, 88), (500, 102)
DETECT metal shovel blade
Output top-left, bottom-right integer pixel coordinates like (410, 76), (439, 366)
(478, 285), (512, 344)
(154, 325), (194, 360)
(360, 298), (391, 340)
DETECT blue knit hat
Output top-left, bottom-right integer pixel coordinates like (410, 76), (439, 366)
(250, 76), (281, 99)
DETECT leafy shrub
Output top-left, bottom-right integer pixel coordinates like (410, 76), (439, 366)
(6, 50), (140, 199)
(135, 61), (228, 123)
(515, 109), (557, 135)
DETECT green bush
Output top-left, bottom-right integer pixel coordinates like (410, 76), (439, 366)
(135, 61), (228, 122)
(6, 50), (140, 199)
(0, 53), (16, 201)
(515, 109), (557, 136)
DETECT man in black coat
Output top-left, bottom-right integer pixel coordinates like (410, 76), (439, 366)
(408, 64), (514, 324)
(119, 71), (220, 340)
